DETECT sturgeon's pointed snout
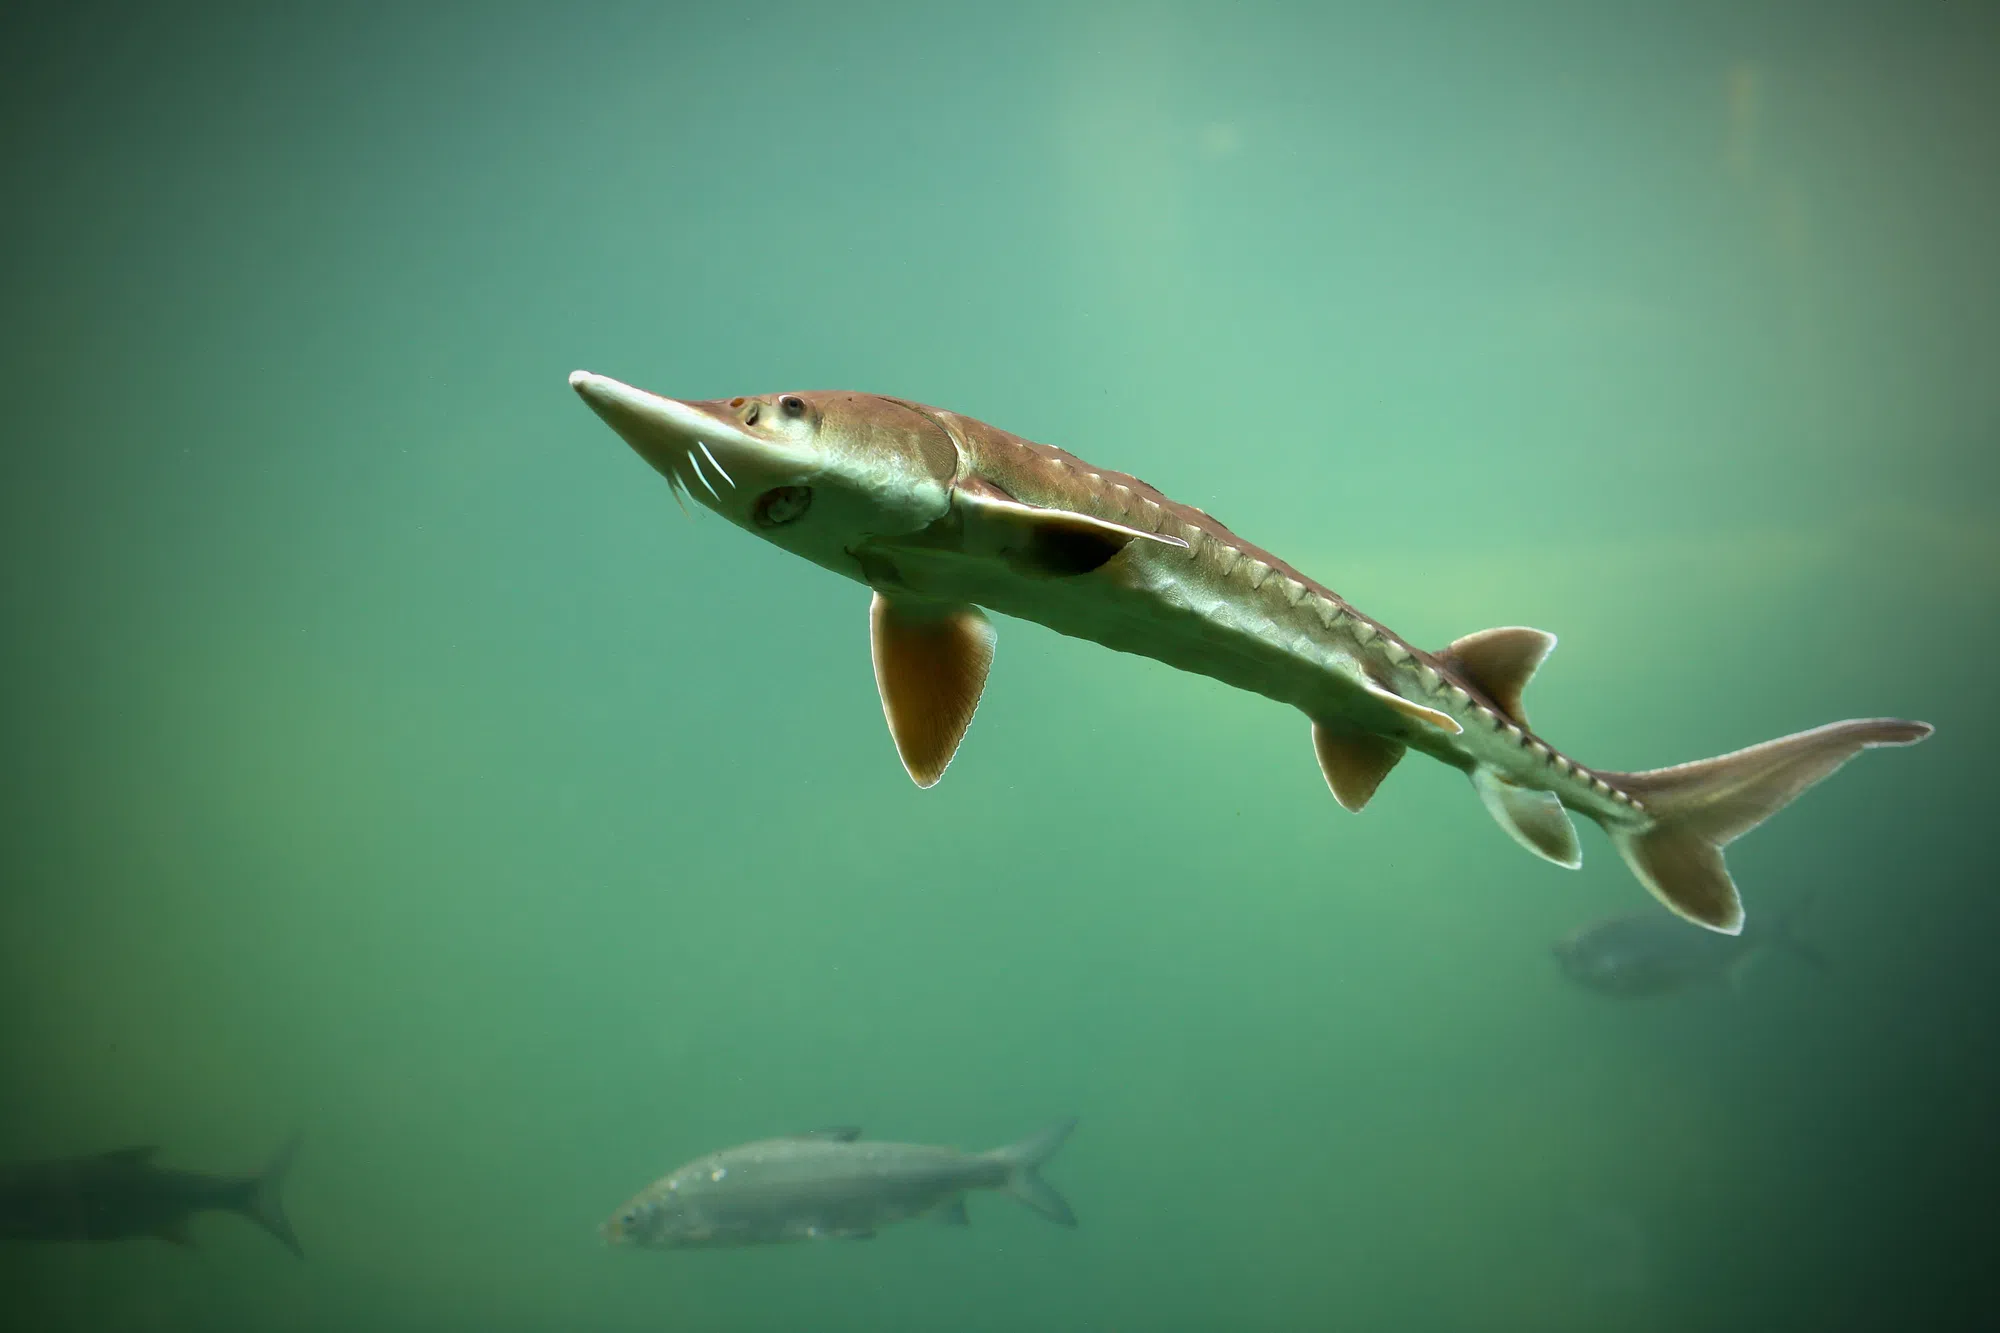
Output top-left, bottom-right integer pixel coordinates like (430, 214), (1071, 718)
(570, 369), (814, 515)
(569, 370), (709, 447)
(570, 370), (727, 509)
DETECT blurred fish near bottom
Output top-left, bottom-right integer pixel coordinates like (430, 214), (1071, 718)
(603, 1119), (1077, 1249)
(1554, 895), (1826, 998)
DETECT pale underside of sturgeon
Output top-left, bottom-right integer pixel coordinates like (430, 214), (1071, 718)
(569, 372), (1933, 935)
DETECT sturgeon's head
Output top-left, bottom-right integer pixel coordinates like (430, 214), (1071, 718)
(569, 372), (962, 575)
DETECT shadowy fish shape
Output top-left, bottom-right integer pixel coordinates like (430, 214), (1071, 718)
(602, 1120), (1077, 1249)
(0, 1136), (302, 1256)
(1554, 896), (1825, 997)
(569, 374), (1931, 935)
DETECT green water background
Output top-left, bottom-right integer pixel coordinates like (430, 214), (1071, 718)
(2, 3), (1993, 1329)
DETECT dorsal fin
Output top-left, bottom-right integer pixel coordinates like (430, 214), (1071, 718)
(1439, 627), (1556, 728)
(792, 1127), (862, 1142)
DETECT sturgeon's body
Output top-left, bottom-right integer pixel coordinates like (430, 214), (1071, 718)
(569, 373), (1932, 934)
(856, 403), (1629, 823)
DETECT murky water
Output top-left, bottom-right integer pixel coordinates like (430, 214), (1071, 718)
(2, 5), (1993, 1329)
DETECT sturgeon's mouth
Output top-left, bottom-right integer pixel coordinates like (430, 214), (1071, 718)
(569, 371), (812, 516)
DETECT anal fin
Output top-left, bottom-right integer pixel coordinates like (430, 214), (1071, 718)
(1472, 766), (1582, 868)
(154, 1217), (196, 1248)
(870, 593), (996, 788)
(1310, 724), (1406, 812)
(933, 1195), (971, 1226)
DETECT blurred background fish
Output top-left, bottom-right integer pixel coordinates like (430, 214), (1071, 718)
(603, 1120), (1076, 1249)
(1553, 897), (1825, 998)
(0, 1138), (301, 1257)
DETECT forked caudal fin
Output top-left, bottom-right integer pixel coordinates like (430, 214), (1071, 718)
(238, 1133), (304, 1259)
(1603, 718), (1932, 935)
(988, 1117), (1079, 1227)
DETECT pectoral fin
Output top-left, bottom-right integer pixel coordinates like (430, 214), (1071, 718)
(1361, 677), (1462, 735)
(1471, 766), (1582, 868)
(1310, 724), (1406, 812)
(870, 593), (996, 788)
(955, 480), (1188, 577)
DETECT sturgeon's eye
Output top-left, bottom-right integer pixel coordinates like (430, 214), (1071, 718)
(780, 394), (807, 418)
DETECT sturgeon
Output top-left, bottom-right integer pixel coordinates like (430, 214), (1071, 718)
(569, 373), (1932, 934)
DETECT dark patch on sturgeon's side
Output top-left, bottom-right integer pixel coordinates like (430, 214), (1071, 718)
(1023, 521), (1137, 576)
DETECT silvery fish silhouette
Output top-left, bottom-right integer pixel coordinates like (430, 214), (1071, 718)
(1554, 899), (1825, 997)
(569, 374), (1933, 934)
(0, 1137), (301, 1256)
(601, 1121), (1077, 1248)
